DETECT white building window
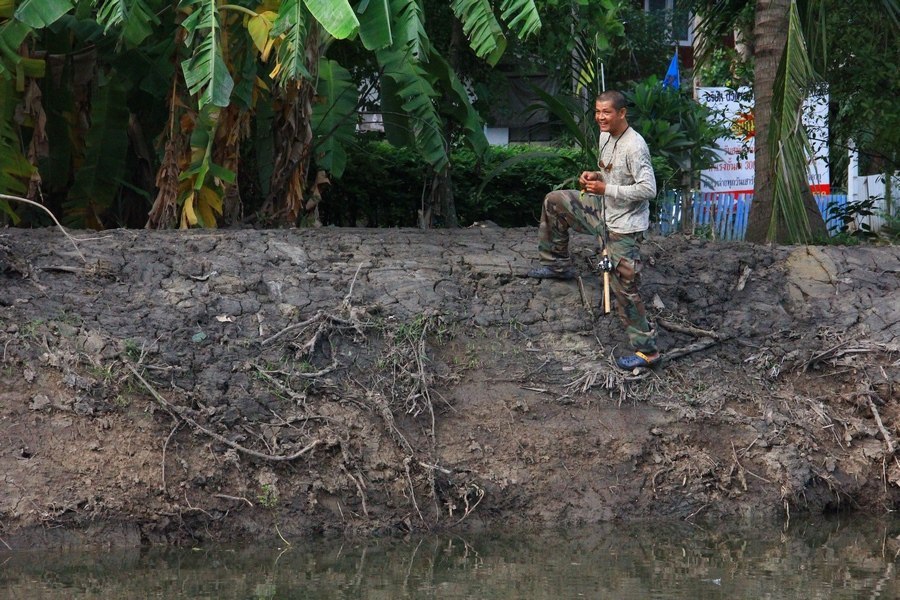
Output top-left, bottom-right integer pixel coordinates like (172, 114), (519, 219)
(644, 0), (693, 46)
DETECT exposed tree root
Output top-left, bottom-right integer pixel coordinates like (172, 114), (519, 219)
(867, 395), (896, 456)
(126, 363), (323, 462)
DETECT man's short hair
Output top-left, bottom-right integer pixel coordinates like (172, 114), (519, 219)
(596, 90), (627, 111)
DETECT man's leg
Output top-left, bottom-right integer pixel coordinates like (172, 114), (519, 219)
(607, 232), (658, 357)
(532, 190), (602, 278)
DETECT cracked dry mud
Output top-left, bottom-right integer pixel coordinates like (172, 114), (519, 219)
(0, 227), (898, 548)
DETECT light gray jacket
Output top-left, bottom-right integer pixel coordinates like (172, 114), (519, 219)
(596, 127), (657, 234)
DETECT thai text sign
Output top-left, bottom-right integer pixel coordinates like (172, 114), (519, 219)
(697, 87), (830, 195)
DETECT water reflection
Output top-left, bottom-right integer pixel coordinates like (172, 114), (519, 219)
(1, 517), (898, 599)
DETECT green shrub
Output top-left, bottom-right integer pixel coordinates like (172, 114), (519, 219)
(453, 145), (581, 227)
(320, 138), (581, 227)
(319, 140), (429, 227)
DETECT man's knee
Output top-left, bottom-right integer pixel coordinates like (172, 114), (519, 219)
(544, 191), (561, 211)
(614, 258), (641, 283)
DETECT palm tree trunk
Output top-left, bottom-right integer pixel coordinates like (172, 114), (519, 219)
(746, 0), (828, 243)
(745, 0), (788, 243)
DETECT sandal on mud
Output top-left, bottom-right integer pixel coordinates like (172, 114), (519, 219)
(616, 351), (661, 370)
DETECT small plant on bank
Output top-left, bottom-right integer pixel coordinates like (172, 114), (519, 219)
(257, 484), (279, 509)
(825, 196), (878, 241)
(393, 315), (430, 345)
(87, 363), (115, 384)
(124, 339), (142, 361)
(880, 211), (900, 242)
(20, 319), (45, 340)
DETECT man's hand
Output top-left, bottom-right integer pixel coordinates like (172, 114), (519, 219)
(579, 170), (607, 195)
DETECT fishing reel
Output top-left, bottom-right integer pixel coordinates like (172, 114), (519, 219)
(598, 255), (613, 273)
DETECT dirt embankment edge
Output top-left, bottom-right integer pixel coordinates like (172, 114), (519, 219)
(1, 227), (898, 549)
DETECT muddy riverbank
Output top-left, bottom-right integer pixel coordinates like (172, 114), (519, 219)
(1, 227), (898, 548)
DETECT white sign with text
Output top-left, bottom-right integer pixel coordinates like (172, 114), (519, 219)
(697, 87), (830, 195)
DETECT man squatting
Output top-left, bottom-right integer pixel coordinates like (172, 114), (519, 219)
(528, 90), (660, 371)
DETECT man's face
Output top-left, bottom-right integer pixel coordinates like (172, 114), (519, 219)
(595, 100), (626, 133)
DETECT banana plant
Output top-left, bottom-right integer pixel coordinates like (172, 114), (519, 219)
(0, 0), (73, 223)
(311, 58), (356, 177)
(0, 0), (72, 81)
(1, 0), (544, 229)
(94, 0), (160, 48)
(450, 0), (541, 66)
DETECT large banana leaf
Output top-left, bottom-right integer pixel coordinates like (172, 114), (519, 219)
(0, 0), (13, 18)
(311, 58), (357, 177)
(13, 0), (73, 28)
(94, 0), (160, 47)
(525, 85), (595, 163)
(356, 0), (391, 50)
(499, 0), (540, 39)
(178, 106), (233, 228)
(303, 0), (358, 40)
(271, 0), (310, 82)
(0, 19), (42, 83)
(378, 48), (447, 169)
(389, 0), (428, 59)
(63, 72), (130, 228)
(180, 0), (234, 108)
(379, 73), (412, 147)
(423, 49), (487, 157)
(768, 0), (816, 243)
(450, 0), (505, 66)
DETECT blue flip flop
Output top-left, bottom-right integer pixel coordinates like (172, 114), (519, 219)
(616, 351), (661, 370)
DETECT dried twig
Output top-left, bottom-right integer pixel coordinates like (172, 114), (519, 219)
(658, 318), (721, 340)
(803, 339), (892, 372)
(343, 262), (364, 308)
(213, 493), (254, 507)
(867, 396), (896, 455)
(161, 421), (182, 494)
(660, 338), (722, 363)
(404, 458), (426, 527)
(576, 275), (595, 321)
(341, 465), (369, 518)
(127, 363), (322, 462)
(261, 311), (324, 346)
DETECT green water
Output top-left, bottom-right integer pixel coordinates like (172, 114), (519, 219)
(1, 517), (897, 599)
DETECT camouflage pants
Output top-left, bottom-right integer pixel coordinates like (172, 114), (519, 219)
(538, 189), (658, 354)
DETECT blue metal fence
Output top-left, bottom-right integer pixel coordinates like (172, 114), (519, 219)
(655, 192), (849, 240)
